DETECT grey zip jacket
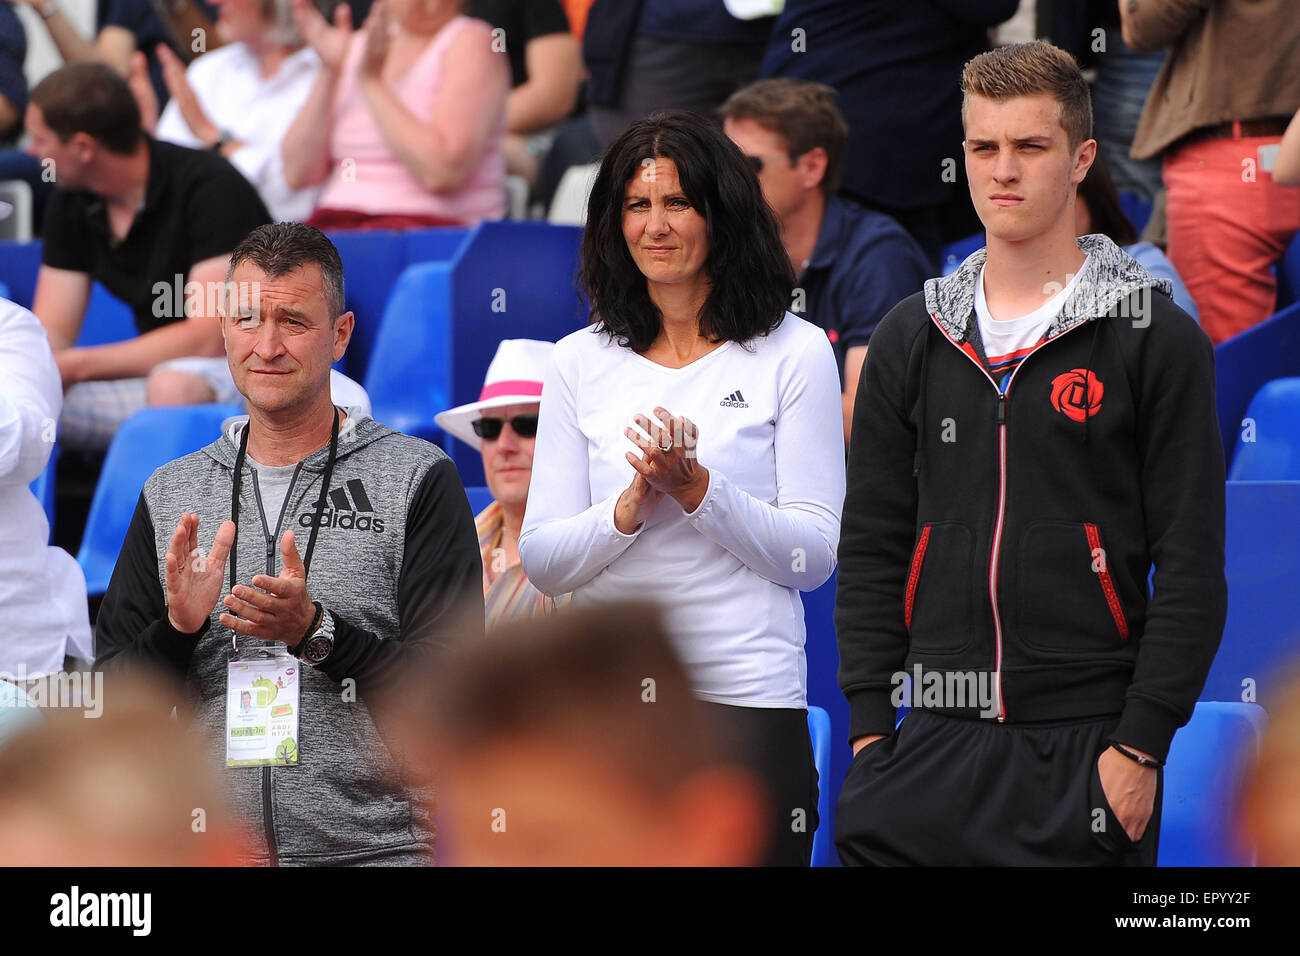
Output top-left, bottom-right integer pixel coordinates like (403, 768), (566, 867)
(95, 409), (484, 865)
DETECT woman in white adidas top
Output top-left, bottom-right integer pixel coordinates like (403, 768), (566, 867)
(519, 111), (845, 866)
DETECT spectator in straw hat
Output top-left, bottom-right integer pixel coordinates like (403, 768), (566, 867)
(436, 339), (568, 629)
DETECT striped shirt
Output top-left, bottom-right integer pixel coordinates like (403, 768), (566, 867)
(477, 499), (561, 629)
(974, 257), (1091, 389)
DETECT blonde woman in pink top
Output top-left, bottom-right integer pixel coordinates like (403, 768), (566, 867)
(284, 0), (509, 229)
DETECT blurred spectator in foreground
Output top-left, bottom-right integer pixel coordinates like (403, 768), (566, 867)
(1124, 0), (1300, 344)
(284, 0), (509, 229)
(408, 602), (768, 866)
(721, 78), (931, 444)
(759, 0), (1019, 269)
(436, 339), (569, 629)
(0, 673), (249, 865)
(154, 0), (328, 222)
(24, 63), (271, 452)
(1276, 107), (1300, 187)
(0, 297), (93, 678)
(1238, 669), (1300, 866)
(1075, 145), (1198, 322)
(585, 0), (775, 149)
(466, 0), (581, 192)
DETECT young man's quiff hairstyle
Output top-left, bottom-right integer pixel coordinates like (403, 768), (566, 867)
(718, 78), (848, 197)
(961, 41), (1093, 152)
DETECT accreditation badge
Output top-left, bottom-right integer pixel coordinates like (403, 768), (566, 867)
(225, 656), (301, 767)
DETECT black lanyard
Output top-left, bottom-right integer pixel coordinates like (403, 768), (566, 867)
(228, 407), (340, 650)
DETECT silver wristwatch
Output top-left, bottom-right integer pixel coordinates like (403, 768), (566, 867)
(297, 606), (335, 665)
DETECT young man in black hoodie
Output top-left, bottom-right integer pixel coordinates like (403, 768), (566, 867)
(834, 41), (1226, 866)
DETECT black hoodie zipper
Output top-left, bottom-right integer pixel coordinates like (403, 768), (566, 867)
(928, 313), (1097, 722)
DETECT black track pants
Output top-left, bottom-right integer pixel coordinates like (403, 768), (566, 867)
(836, 710), (1163, 866)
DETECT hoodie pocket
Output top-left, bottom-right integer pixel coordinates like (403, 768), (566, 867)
(1019, 521), (1129, 654)
(905, 521), (973, 654)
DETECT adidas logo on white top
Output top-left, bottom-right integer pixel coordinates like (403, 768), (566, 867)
(720, 390), (749, 408)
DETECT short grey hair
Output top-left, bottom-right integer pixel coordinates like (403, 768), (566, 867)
(225, 222), (346, 322)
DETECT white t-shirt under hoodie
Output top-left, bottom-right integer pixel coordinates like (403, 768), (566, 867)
(519, 314), (846, 708)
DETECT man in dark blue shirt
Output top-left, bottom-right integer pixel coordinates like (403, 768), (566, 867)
(760, 0), (1018, 268)
(721, 78), (932, 444)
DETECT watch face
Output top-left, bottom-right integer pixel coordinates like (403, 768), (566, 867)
(304, 636), (332, 663)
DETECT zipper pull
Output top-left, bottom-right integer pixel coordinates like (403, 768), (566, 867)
(996, 392), (1006, 426)
(266, 537), (275, 573)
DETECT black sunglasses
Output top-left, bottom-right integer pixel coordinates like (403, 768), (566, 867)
(472, 415), (539, 440)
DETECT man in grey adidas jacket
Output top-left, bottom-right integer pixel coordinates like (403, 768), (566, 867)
(95, 223), (484, 866)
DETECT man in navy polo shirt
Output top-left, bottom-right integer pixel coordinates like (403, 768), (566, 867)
(721, 78), (932, 444)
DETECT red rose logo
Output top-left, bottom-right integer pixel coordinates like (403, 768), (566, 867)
(1050, 369), (1103, 422)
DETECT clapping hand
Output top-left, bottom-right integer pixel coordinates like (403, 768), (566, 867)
(165, 513), (236, 633)
(157, 43), (218, 145)
(359, 0), (392, 81)
(292, 0), (354, 72)
(624, 407), (709, 512)
(219, 530), (318, 647)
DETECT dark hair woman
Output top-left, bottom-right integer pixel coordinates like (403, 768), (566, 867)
(520, 110), (846, 866)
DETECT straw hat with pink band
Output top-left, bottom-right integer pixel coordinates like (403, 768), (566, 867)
(435, 339), (555, 451)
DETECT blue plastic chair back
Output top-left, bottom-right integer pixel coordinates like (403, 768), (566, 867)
(29, 442), (57, 540)
(0, 239), (42, 308)
(78, 404), (244, 595)
(940, 232), (984, 275)
(1159, 701), (1266, 866)
(463, 485), (494, 517)
(1118, 191), (1154, 235)
(800, 572), (851, 865)
(807, 704), (833, 867)
(364, 261), (454, 448)
(326, 229), (408, 383)
(445, 222), (586, 486)
(405, 227), (469, 266)
(1229, 378), (1300, 479)
(1200, 481), (1300, 707)
(75, 283), (137, 347)
(1215, 300), (1300, 469)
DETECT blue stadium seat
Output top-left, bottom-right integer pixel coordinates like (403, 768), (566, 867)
(807, 704), (832, 867)
(1117, 191), (1153, 235)
(0, 281), (9, 300)
(78, 404), (244, 596)
(405, 227), (470, 267)
(463, 485), (493, 516)
(441, 221), (586, 485)
(76, 283), (137, 347)
(29, 442), (57, 540)
(325, 230), (408, 383)
(1215, 300), (1300, 469)
(364, 261), (454, 448)
(0, 239), (42, 308)
(1228, 378), (1300, 479)
(940, 232), (984, 275)
(1159, 701), (1266, 866)
(800, 571), (850, 865)
(364, 222), (586, 483)
(1278, 232), (1300, 310)
(1201, 481), (1300, 707)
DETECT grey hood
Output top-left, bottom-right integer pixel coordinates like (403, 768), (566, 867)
(923, 233), (1175, 340)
